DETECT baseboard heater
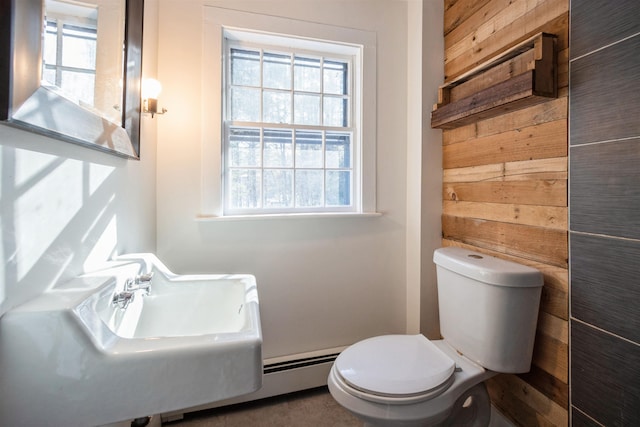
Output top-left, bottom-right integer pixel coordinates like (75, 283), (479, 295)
(161, 346), (346, 422)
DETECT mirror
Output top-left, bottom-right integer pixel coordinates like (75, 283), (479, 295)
(0, 0), (143, 159)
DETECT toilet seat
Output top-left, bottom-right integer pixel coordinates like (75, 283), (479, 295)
(334, 335), (456, 404)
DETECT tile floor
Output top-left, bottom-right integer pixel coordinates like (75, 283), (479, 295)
(165, 387), (362, 427)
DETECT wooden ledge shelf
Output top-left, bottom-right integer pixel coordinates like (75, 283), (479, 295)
(431, 33), (557, 130)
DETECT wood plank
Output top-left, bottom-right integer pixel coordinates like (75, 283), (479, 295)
(442, 215), (568, 267)
(443, 201), (567, 230)
(444, 0), (493, 36)
(518, 365), (569, 409)
(532, 332), (568, 383)
(443, 157), (567, 183)
(449, 50), (535, 102)
(446, 8), (568, 81)
(445, 0), (545, 64)
(443, 97), (568, 145)
(443, 119), (567, 169)
(537, 311), (568, 344)
(490, 374), (568, 425)
(444, 180), (567, 207)
(486, 375), (557, 427)
(433, 71), (556, 129)
(540, 282), (568, 320)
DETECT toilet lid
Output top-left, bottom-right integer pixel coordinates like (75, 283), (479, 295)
(335, 335), (455, 397)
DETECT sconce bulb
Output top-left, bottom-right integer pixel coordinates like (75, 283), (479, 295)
(142, 78), (162, 99)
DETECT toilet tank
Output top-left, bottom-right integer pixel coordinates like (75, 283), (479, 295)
(433, 247), (543, 373)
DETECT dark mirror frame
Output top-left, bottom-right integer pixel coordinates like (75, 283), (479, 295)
(0, 0), (143, 159)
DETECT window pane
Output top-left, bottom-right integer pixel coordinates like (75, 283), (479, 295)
(263, 129), (293, 167)
(229, 128), (261, 167)
(60, 71), (95, 105)
(61, 24), (96, 69)
(263, 90), (291, 123)
(294, 56), (321, 92)
(326, 170), (351, 206)
(323, 96), (348, 127)
(325, 133), (351, 168)
(264, 169), (293, 208)
(295, 170), (323, 207)
(323, 60), (348, 95)
(263, 52), (291, 90)
(43, 22), (58, 70)
(231, 48), (260, 86)
(231, 87), (260, 121)
(229, 169), (261, 209)
(294, 93), (320, 125)
(295, 131), (323, 168)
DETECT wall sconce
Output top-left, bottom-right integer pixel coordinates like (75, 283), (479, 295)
(142, 78), (167, 118)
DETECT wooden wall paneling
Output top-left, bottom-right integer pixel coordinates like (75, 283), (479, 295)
(441, 215), (567, 267)
(570, 0), (640, 60)
(442, 0), (570, 422)
(486, 375), (558, 427)
(443, 201), (566, 230)
(488, 374), (568, 425)
(443, 97), (568, 145)
(443, 119), (567, 169)
(444, 0), (493, 36)
(444, 180), (566, 206)
(446, 8), (568, 81)
(519, 365), (569, 409)
(443, 157), (568, 183)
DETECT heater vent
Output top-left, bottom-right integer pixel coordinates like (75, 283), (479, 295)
(264, 353), (340, 374)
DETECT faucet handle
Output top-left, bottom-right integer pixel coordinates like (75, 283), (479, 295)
(136, 272), (154, 283)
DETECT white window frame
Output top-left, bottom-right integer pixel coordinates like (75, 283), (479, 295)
(202, 7), (377, 218)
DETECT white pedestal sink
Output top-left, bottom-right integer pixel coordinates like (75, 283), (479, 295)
(0, 254), (263, 427)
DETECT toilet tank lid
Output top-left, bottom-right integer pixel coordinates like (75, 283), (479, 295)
(433, 247), (543, 288)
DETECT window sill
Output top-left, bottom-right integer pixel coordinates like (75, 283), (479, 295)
(195, 212), (382, 222)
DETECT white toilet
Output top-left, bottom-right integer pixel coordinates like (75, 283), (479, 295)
(328, 247), (543, 426)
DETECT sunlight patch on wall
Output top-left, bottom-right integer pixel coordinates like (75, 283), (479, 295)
(15, 152), (83, 281)
(83, 209), (118, 272)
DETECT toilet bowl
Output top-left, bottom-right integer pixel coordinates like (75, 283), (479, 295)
(327, 335), (494, 426)
(328, 247), (543, 426)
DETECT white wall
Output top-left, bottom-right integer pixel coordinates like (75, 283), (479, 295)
(156, 0), (443, 359)
(0, 1), (159, 318)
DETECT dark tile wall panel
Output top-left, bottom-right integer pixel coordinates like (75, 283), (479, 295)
(571, 233), (640, 343)
(572, 408), (602, 427)
(570, 138), (640, 239)
(571, 321), (640, 427)
(570, 35), (640, 146)
(570, 0), (640, 60)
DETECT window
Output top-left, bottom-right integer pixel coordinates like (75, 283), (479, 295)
(224, 40), (356, 214)
(43, 19), (97, 106)
(202, 7), (376, 217)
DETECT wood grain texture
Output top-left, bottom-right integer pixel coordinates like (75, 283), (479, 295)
(570, 138), (640, 239)
(570, 35), (640, 145)
(443, 119), (567, 169)
(571, 321), (640, 426)
(443, 97), (567, 145)
(570, 0), (640, 60)
(443, 0), (569, 420)
(571, 232), (640, 343)
(442, 215), (567, 267)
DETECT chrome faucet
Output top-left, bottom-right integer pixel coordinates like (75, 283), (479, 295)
(112, 272), (154, 309)
(125, 272), (154, 294)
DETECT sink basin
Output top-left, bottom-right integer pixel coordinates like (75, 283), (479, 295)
(0, 254), (262, 427)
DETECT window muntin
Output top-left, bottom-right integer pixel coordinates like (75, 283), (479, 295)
(224, 42), (355, 215)
(43, 20), (97, 106)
